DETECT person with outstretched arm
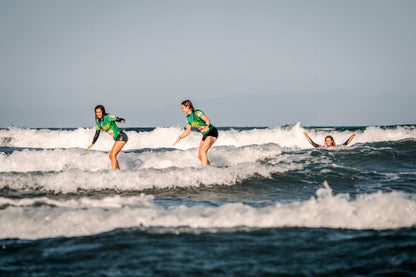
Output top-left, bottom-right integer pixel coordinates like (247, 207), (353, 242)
(304, 132), (355, 148)
(173, 100), (218, 167)
(87, 105), (128, 169)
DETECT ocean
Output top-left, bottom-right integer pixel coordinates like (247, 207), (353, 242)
(1, 122), (415, 276)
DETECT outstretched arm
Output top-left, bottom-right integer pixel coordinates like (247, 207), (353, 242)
(116, 117), (125, 124)
(304, 132), (320, 148)
(173, 125), (192, 146)
(87, 130), (101, 149)
(342, 133), (356, 146)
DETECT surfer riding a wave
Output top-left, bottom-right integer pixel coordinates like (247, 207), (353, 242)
(87, 105), (128, 170)
(173, 100), (218, 167)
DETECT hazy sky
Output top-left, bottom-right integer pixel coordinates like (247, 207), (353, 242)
(1, 0), (415, 128)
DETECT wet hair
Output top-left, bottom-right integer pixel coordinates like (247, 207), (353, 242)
(325, 135), (335, 146)
(181, 100), (194, 112)
(94, 105), (107, 124)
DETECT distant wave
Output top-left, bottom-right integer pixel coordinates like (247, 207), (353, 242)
(1, 123), (415, 150)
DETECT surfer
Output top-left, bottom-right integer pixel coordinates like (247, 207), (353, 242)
(173, 100), (218, 167)
(303, 132), (355, 148)
(87, 105), (128, 169)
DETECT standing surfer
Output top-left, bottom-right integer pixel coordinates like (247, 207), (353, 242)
(173, 100), (218, 167)
(87, 105), (128, 169)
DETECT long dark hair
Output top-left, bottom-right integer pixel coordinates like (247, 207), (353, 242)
(94, 105), (107, 124)
(181, 100), (194, 112)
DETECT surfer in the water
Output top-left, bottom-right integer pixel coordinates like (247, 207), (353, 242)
(87, 105), (128, 169)
(173, 100), (218, 167)
(304, 132), (355, 148)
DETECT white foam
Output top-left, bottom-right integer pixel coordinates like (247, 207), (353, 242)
(137, 143), (284, 169)
(1, 123), (415, 150)
(0, 162), (294, 193)
(1, 184), (415, 240)
(0, 143), (286, 171)
(0, 142), (307, 193)
(0, 148), (105, 172)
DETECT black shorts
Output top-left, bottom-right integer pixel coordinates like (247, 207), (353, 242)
(202, 127), (218, 141)
(115, 131), (128, 142)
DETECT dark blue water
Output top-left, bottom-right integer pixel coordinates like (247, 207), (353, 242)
(2, 228), (416, 276)
(1, 124), (415, 276)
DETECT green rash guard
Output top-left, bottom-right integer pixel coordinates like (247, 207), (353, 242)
(96, 114), (122, 140)
(186, 109), (214, 135)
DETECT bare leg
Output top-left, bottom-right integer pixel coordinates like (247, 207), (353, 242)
(109, 141), (127, 169)
(198, 136), (217, 167)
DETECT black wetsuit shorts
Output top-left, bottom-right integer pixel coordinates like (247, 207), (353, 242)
(202, 127), (218, 141)
(115, 131), (128, 142)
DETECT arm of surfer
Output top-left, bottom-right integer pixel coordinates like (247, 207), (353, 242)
(342, 133), (356, 146)
(116, 117), (125, 124)
(173, 125), (192, 146)
(303, 132), (320, 148)
(200, 115), (211, 133)
(87, 130), (101, 149)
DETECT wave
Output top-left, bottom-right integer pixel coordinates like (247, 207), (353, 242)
(1, 184), (415, 240)
(1, 123), (414, 194)
(1, 135), (415, 193)
(0, 143), (286, 172)
(0, 145), (300, 193)
(1, 123), (415, 150)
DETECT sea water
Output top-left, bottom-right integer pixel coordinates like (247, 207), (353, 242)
(1, 122), (415, 276)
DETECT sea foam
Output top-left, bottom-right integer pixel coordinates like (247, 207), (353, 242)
(1, 123), (415, 150)
(1, 184), (415, 240)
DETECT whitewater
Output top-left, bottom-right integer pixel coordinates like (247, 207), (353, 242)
(1, 123), (415, 276)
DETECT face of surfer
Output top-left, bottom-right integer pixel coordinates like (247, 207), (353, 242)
(181, 104), (192, 115)
(325, 136), (334, 146)
(95, 108), (103, 119)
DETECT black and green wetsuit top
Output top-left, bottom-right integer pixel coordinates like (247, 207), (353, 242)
(307, 135), (355, 148)
(186, 109), (214, 135)
(92, 114), (124, 144)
